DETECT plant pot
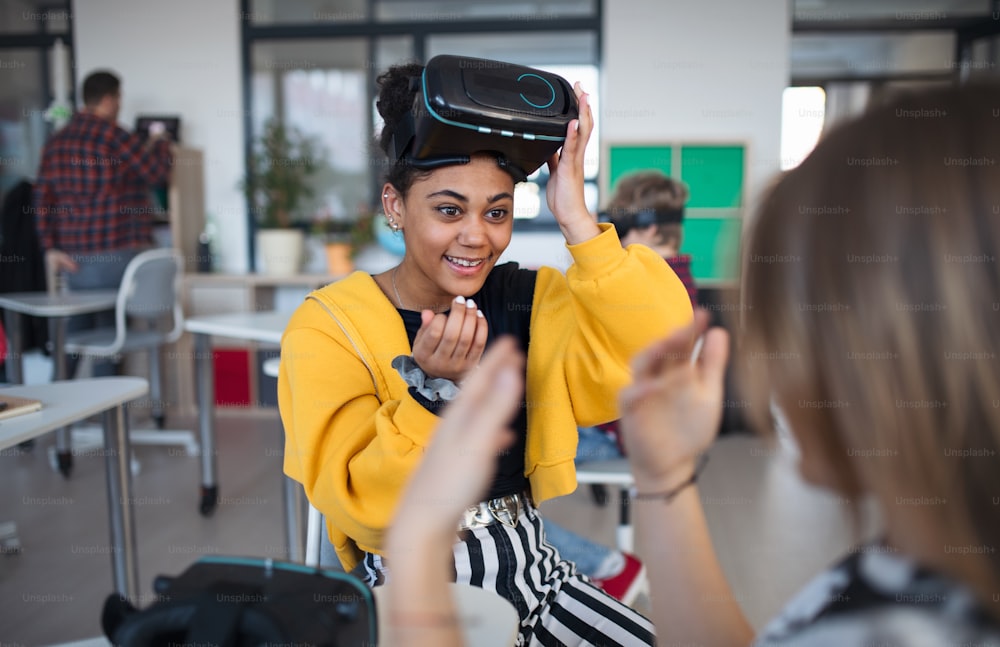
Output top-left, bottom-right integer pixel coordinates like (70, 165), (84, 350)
(257, 229), (304, 276)
(324, 242), (354, 276)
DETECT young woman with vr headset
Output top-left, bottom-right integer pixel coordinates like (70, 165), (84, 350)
(278, 57), (693, 645)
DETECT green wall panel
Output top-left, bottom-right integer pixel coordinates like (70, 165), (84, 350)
(680, 145), (744, 208)
(680, 217), (742, 282)
(608, 145), (672, 190)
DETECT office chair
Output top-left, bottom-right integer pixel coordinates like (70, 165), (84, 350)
(61, 249), (198, 471)
(262, 356), (338, 568)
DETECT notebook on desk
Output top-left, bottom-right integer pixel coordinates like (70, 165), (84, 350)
(0, 394), (43, 421)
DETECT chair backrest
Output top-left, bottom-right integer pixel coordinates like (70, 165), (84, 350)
(110, 249), (185, 350)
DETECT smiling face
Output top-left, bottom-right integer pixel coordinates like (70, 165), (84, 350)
(385, 155), (515, 311)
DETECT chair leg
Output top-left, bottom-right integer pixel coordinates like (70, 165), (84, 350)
(148, 347), (165, 429)
(617, 486), (634, 553)
(305, 504), (324, 568)
(590, 483), (609, 507)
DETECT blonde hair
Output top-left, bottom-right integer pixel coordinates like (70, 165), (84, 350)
(606, 171), (689, 249)
(739, 84), (1000, 616)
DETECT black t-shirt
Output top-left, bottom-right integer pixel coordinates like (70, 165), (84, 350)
(396, 262), (536, 499)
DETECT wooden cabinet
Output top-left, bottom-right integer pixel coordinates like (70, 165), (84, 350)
(167, 146), (206, 271)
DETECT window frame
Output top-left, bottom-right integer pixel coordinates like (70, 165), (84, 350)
(240, 0), (603, 269)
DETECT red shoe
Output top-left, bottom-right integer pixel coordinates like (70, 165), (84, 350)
(589, 552), (647, 606)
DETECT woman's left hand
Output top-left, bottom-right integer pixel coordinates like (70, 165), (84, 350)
(545, 82), (600, 245)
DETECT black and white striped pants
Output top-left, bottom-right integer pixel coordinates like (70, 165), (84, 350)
(362, 499), (655, 646)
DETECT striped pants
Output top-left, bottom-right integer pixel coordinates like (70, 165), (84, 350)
(363, 499), (655, 646)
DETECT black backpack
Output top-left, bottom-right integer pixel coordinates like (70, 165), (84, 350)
(102, 556), (377, 646)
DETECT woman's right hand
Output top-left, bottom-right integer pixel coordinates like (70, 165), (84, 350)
(618, 309), (729, 494)
(411, 296), (489, 382)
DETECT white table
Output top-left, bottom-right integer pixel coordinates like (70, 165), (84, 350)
(0, 377), (148, 601)
(0, 290), (118, 475)
(184, 311), (290, 514)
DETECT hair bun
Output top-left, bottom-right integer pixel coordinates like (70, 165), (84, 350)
(376, 62), (424, 155)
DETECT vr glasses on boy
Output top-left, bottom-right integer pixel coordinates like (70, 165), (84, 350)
(598, 207), (685, 238)
(387, 55), (579, 183)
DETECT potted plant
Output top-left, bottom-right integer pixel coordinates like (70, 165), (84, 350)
(243, 118), (324, 275)
(311, 207), (377, 276)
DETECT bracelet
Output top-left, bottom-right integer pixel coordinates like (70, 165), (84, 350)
(630, 455), (709, 503)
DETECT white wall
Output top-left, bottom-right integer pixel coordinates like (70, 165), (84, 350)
(502, 0), (790, 269)
(601, 0), (790, 211)
(72, 0), (789, 273)
(73, 0), (247, 272)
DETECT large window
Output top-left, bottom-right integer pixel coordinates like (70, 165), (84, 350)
(241, 0), (602, 268)
(0, 0), (73, 198)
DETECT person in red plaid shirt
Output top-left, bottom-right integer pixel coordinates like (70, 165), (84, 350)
(34, 70), (172, 376)
(34, 70), (172, 292)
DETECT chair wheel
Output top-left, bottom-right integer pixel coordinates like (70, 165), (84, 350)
(199, 485), (218, 516)
(0, 522), (21, 555)
(48, 448), (74, 477)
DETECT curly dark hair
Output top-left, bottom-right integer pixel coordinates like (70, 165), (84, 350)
(375, 62), (432, 196)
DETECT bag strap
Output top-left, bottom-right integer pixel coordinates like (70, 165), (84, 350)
(306, 292), (384, 402)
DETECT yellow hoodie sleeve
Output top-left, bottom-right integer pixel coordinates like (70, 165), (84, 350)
(527, 224), (693, 470)
(278, 297), (440, 566)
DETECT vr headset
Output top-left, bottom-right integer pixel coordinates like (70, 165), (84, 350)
(598, 207), (685, 239)
(387, 55), (579, 183)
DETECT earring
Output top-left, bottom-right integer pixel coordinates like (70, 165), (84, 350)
(387, 216), (400, 232)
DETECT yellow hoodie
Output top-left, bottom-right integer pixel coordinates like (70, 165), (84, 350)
(278, 224), (693, 571)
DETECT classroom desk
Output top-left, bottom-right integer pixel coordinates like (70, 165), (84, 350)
(0, 290), (118, 475)
(0, 377), (149, 601)
(183, 311), (290, 517)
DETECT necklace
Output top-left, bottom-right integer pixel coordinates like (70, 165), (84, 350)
(391, 266), (406, 310)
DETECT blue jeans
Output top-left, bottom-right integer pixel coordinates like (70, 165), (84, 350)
(63, 248), (143, 378)
(543, 426), (626, 576)
(576, 425), (623, 463)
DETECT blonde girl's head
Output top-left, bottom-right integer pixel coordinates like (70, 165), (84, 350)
(740, 83), (1000, 615)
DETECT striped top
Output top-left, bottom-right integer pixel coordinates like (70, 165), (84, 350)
(34, 111), (172, 255)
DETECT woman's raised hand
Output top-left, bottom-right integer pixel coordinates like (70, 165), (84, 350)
(619, 309), (730, 494)
(393, 336), (523, 537)
(545, 82), (600, 245)
(411, 296), (489, 382)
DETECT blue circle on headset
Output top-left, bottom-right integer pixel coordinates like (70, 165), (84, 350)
(517, 73), (555, 109)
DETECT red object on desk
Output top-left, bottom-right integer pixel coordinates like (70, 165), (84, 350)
(213, 348), (251, 407)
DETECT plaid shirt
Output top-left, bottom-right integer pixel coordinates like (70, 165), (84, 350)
(34, 111), (172, 255)
(665, 254), (698, 306)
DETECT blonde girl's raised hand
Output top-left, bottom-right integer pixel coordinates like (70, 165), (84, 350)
(618, 309), (729, 494)
(386, 337), (523, 647)
(393, 336), (524, 537)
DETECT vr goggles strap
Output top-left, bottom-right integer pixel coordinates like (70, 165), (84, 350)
(598, 207), (685, 237)
(403, 153), (527, 183)
(388, 110), (417, 163)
